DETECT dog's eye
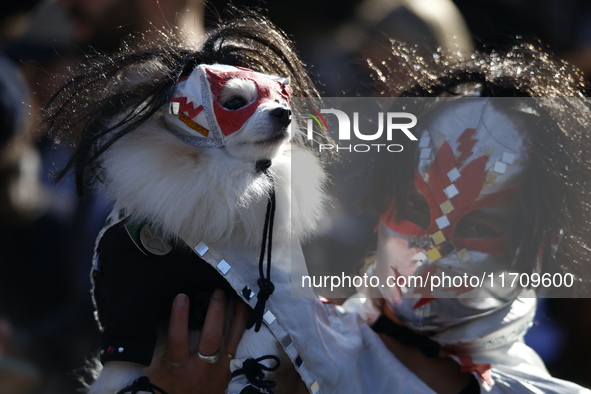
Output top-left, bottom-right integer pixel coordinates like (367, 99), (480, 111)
(223, 96), (247, 110)
(217, 78), (256, 110)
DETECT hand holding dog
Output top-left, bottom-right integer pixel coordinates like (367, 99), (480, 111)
(148, 291), (248, 394)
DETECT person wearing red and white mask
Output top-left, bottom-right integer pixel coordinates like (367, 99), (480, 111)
(345, 43), (591, 394)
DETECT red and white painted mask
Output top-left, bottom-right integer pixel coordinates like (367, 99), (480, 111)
(375, 99), (530, 333)
(163, 64), (291, 148)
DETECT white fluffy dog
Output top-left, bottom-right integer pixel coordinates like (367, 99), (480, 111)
(89, 64), (323, 394)
(43, 15), (328, 394)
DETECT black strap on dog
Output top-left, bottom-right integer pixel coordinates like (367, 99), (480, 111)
(232, 355), (281, 394)
(247, 160), (276, 332)
(115, 376), (168, 394)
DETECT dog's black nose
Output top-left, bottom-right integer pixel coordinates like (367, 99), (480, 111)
(270, 107), (291, 127)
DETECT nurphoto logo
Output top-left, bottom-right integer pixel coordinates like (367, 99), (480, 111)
(304, 107), (418, 153)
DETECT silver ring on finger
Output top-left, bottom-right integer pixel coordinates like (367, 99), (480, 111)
(198, 351), (220, 364)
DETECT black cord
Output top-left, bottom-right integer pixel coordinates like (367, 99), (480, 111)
(246, 172), (276, 332)
(232, 355), (281, 394)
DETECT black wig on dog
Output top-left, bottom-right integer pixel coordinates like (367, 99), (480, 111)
(359, 42), (591, 295)
(42, 12), (325, 196)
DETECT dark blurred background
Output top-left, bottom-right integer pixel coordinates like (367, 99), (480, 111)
(0, 0), (590, 392)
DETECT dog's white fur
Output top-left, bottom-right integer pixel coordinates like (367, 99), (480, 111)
(88, 78), (326, 393)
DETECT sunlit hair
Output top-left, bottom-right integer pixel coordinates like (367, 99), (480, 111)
(42, 11), (326, 196)
(360, 42), (591, 295)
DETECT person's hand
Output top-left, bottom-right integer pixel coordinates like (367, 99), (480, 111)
(148, 290), (249, 394)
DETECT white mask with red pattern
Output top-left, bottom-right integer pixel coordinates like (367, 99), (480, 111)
(162, 64), (292, 150)
(375, 98), (532, 334)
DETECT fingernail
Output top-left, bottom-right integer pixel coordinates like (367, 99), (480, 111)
(174, 294), (188, 307)
(212, 289), (225, 300)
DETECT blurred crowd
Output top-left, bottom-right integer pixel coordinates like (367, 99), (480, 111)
(1, 0), (591, 392)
